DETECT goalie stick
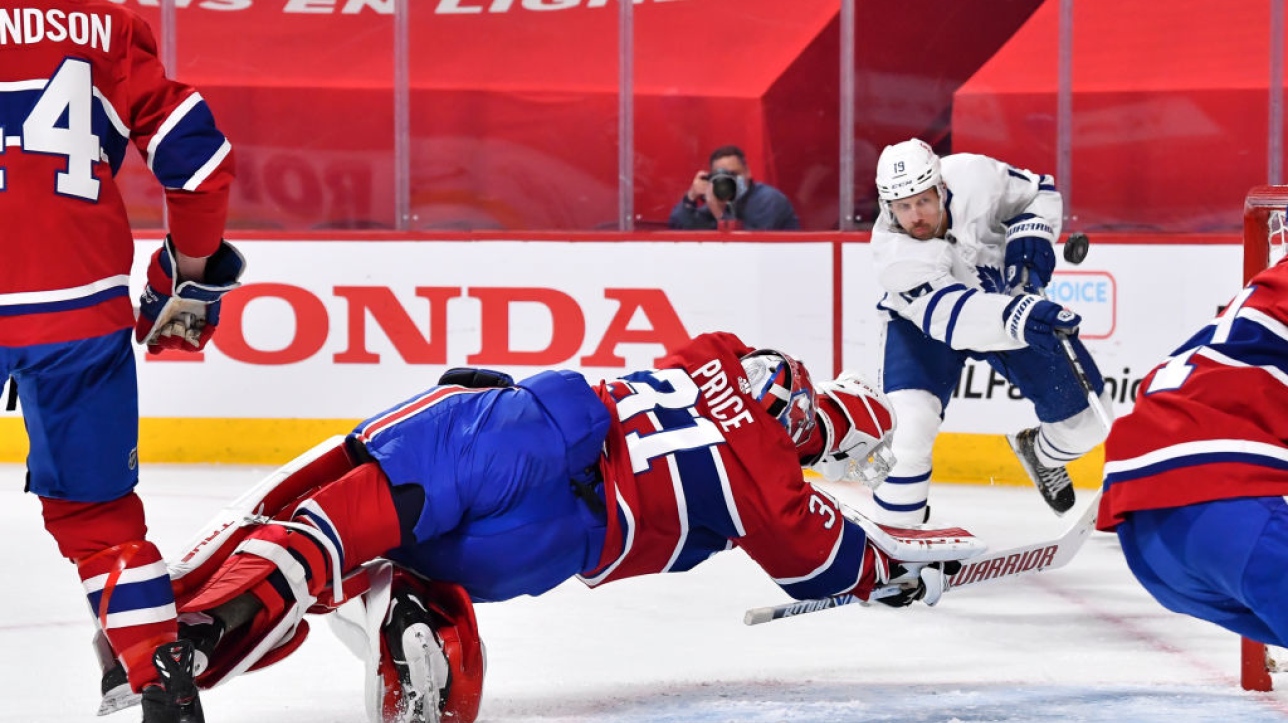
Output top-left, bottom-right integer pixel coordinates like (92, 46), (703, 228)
(743, 489), (1102, 625)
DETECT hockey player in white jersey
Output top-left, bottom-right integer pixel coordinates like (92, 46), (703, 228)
(869, 138), (1113, 523)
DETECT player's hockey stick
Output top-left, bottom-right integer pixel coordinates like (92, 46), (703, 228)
(743, 489), (1102, 625)
(1051, 325), (1113, 430)
(1024, 237), (1113, 431)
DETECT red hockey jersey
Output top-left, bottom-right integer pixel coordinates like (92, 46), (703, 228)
(0, 1), (234, 346)
(581, 332), (873, 601)
(1098, 257), (1288, 530)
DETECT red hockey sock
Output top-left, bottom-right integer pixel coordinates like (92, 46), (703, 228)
(44, 494), (178, 692)
(76, 541), (178, 692)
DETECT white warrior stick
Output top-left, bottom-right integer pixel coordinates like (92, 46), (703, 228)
(743, 490), (1102, 625)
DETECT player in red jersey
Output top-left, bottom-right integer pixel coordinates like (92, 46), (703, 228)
(1, 3), (242, 721)
(161, 332), (979, 723)
(1098, 257), (1288, 647)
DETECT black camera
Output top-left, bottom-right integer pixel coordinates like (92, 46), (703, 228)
(707, 169), (740, 202)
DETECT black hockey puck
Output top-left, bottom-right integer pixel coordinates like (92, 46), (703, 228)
(1064, 232), (1090, 264)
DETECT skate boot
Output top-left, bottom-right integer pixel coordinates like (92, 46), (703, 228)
(380, 588), (452, 723)
(1007, 427), (1075, 515)
(178, 611), (227, 677)
(99, 660), (141, 715)
(141, 639), (204, 723)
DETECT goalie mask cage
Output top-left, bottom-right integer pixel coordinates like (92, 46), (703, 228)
(1239, 185), (1288, 692)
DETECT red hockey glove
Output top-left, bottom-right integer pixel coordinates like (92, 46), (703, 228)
(135, 236), (245, 354)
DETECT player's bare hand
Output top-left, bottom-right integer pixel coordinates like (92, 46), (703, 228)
(689, 170), (711, 203)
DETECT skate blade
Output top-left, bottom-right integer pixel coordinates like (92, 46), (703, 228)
(97, 685), (141, 716)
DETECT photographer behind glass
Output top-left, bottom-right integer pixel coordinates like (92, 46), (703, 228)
(668, 145), (801, 230)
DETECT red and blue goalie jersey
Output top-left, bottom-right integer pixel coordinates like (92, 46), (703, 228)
(1098, 257), (1288, 531)
(0, 1), (234, 346)
(581, 332), (873, 601)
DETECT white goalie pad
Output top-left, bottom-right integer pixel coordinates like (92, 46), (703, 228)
(169, 435), (352, 597)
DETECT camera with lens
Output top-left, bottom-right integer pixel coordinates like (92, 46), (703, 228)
(707, 169), (740, 202)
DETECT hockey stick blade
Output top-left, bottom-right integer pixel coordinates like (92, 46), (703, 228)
(943, 488), (1100, 593)
(743, 490), (1102, 625)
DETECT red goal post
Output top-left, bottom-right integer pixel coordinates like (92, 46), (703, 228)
(1239, 185), (1288, 692)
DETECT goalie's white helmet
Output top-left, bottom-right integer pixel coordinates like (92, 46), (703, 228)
(740, 349), (817, 448)
(875, 138), (943, 203)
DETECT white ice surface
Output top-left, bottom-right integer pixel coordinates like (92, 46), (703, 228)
(3, 464), (1288, 723)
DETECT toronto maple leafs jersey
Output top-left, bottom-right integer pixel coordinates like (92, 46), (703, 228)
(0, 0), (234, 346)
(1098, 257), (1288, 531)
(870, 153), (1062, 351)
(580, 332), (875, 601)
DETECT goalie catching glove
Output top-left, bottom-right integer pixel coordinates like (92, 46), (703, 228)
(135, 236), (245, 354)
(804, 372), (896, 487)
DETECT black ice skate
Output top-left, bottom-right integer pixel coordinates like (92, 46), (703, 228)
(1007, 427), (1076, 515)
(141, 639), (204, 723)
(178, 611), (227, 677)
(382, 588), (450, 723)
(99, 659), (140, 715)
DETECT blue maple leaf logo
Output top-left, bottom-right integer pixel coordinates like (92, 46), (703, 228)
(976, 265), (1007, 293)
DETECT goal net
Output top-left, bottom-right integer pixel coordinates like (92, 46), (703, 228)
(1239, 185), (1288, 692)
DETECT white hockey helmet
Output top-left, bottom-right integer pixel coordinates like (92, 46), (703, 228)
(875, 138), (943, 203)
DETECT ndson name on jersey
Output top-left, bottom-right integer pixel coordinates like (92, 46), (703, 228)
(0, 8), (111, 50)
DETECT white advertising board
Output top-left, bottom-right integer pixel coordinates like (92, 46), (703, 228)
(840, 243), (1243, 434)
(127, 236), (1241, 429)
(132, 239), (835, 418)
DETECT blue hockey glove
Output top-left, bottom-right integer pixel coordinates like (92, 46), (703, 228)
(1003, 294), (1081, 355)
(135, 237), (245, 354)
(1004, 214), (1057, 291)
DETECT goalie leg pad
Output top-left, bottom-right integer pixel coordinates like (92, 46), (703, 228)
(179, 462), (404, 688)
(183, 523), (328, 613)
(291, 461), (407, 593)
(171, 436), (357, 601)
(179, 522), (328, 687)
